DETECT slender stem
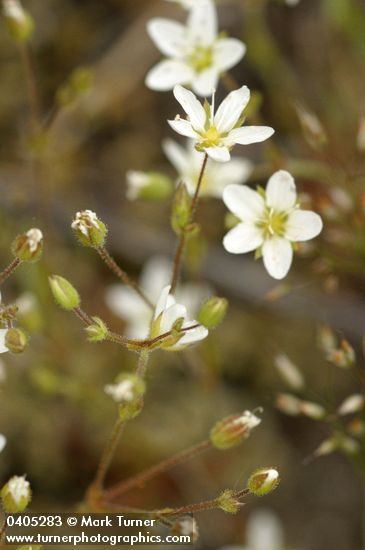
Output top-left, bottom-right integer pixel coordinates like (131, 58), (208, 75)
(136, 349), (149, 377)
(0, 258), (21, 286)
(91, 418), (126, 494)
(97, 247), (153, 309)
(0, 516), (7, 543)
(170, 153), (208, 293)
(105, 440), (211, 502)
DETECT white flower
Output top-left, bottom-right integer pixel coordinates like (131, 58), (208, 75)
(0, 434), (6, 453)
(151, 285), (208, 350)
(163, 138), (253, 197)
(233, 410), (261, 431)
(71, 210), (99, 238)
(146, 1), (246, 96)
(7, 475), (30, 504)
(169, 85), (274, 162)
(104, 379), (135, 403)
(25, 228), (43, 253)
(105, 256), (211, 339)
(223, 170), (323, 279)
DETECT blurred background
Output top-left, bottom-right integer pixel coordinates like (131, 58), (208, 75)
(0, 0), (365, 548)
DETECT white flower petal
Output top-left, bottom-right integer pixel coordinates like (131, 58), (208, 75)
(213, 158), (253, 186)
(155, 285), (174, 319)
(146, 60), (194, 91)
(227, 125), (275, 145)
(161, 303), (187, 333)
(175, 322), (208, 348)
(0, 434), (6, 453)
(187, 0), (217, 45)
(205, 146), (230, 162)
(262, 237), (293, 280)
(173, 85), (206, 132)
(147, 18), (187, 58)
(214, 86), (250, 134)
(162, 138), (189, 175)
(223, 223), (263, 254)
(140, 257), (172, 300)
(223, 184), (265, 222)
(168, 118), (198, 138)
(213, 38), (246, 71)
(285, 209), (323, 242)
(106, 286), (149, 322)
(266, 170), (296, 211)
(0, 330), (8, 354)
(192, 67), (218, 97)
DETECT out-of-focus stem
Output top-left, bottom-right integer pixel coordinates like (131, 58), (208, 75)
(104, 440), (211, 502)
(19, 43), (41, 130)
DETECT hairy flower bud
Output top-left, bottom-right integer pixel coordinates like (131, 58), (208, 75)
(5, 327), (28, 353)
(105, 374), (146, 420)
(11, 228), (43, 262)
(247, 468), (280, 497)
(171, 182), (191, 234)
(3, 0), (34, 42)
(85, 317), (108, 342)
(198, 296), (228, 329)
(126, 171), (172, 201)
(1, 475), (31, 513)
(171, 517), (199, 543)
(71, 210), (107, 248)
(210, 410), (261, 450)
(217, 489), (241, 514)
(49, 275), (80, 310)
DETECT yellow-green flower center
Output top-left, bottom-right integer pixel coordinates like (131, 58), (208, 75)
(188, 45), (214, 73)
(257, 208), (288, 238)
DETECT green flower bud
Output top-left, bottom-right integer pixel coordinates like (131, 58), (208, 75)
(1, 475), (31, 513)
(85, 317), (108, 342)
(171, 182), (191, 234)
(11, 228), (43, 262)
(5, 327), (28, 353)
(217, 489), (241, 514)
(49, 275), (80, 310)
(71, 210), (107, 248)
(247, 468), (280, 497)
(198, 296), (228, 329)
(104, 373), (146, 420)
(126, 171), (172, 201)
(210, 410), (261, 450)
(3, 0), (34, 43)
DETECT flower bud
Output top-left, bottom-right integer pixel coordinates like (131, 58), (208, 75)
(11, 228), (43, 262)
(171, 517), (199, 543)
(217, 489), (241, 514)
(299, 400), (326, 420)
(198, 296), (228, 329)
(326, 339), (355, 369)
(105, 373), (146, 421)
(210, 410), (261, 450)
(247, 468), (280, 497)
(314, 437), (338, 457)
(126, 171), (172, 201)
(171, 182), (191, 234)
(71, 210), (107, 248)
(275, 393), (301, 416)
(3, 0), (34, 42)
(85, 317), (108, 342)
(295, 103), (327, 150)
(274, 353), (305, 391)
(338, 394), (365, 416)
(49, 275), (80, 310)
(5, 328), (28, 353)
(1, 475), (31, 513)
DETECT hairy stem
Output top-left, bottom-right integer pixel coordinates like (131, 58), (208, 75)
(105, 440), (211, 502)
(170, 153), (208, 293)
(0, 258), (21, 286)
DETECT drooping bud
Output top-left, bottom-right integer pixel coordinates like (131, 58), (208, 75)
(126, 171), (172, 201)
(274, 354), (305, 391)
(3, 0), (34, 42)
(171, 517), (199, 543)
(0, 433), (6, 453)
(217, 489), (242, 514)
(71, 210), (107, 248)
(1, 475), (31, 513)
(104, 373), (146, 421)
(198, 296), (228, 329)
(210, 410), (261, 450)
(171, 182), (191, 234)
(11, 228), (43, 262)
(338, 394), (365, 416)
(247, 468), (280, 497)
(299, 400), (326, 420)
(85, 317), (108, 342)
(275, 393), (301, 416)
(48, 275), (80, 310)
(5, 328), (28, 353)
